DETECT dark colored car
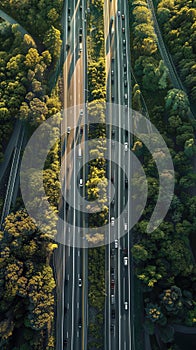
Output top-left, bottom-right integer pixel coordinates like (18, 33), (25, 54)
(111, 309), (115, 319)
(111, 279), (115, 289)
(110, 323), (114, 332)
(111, 248), (115, 257)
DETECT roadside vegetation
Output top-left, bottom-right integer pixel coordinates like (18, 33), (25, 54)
(156, 0), (196, 102)
(86, 0), (107, 349)
(130, 0), (196, 348)
(0, 2), (62, 348)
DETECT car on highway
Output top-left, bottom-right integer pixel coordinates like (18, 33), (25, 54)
(123, 39), (126, 45)
(111, 248), (115, 257)
(110, 323), (114, 332)
(124, 301), (128, 310)
(111, 309), (115, 319)
(111, 294), (115, 304)
(124, 142), (128, 151)
(111, 196), (115, 205)
(114, 239), (118, 248)
(68, 15), (71, 22)
(111, 16), (114, 23)
(67, 126), (71, 134)
(79, 178), (83, 187)
(79, 27), (83, 34)
(111, 217), (115, 226)
(79, 34), (82, 43)
(124, 256), (128, 266)
(124, 93), (128, 101)
(78, 318), (82, 328)
(78, 147), (82, 157)
(124, 63), (127, 72)
(80, 109), (84, 115)
(112, 129), (115, 136)
(117, 10), (120, 16)
(112, 95), (114, 102)
(111, 266), (114, 274)
(125, 177), (128, 187)
(64, 338), (68, 346)
(123, 247), (128, 255)
(122, 27), (125, 33)
(68, 7), (71, 14)
(111, 279), (115, 289)
(66, 43), (70, 50)
(111, 70), (114, 75)
(78, 278), (82, 287)
(122, 14), (125, 20)
(124, 222), (128, 230)
(124, 80), (127, 87)
(65, 274), (69, 284)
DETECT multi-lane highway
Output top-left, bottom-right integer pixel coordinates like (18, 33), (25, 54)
(54, 0), (88, 349)
(56, 0), (135, 348)
(104, 1), (134, 349)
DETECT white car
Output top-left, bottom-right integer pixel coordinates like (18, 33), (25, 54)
(78, 147), (82, 157)
(124, 222), (128, 231)
(117, 10), (121, 16)
(111, 294), (115, 304)
(124, 142), (128, 151)
(124, 256), (128, 266)
(78, 278), (82, 287)
(124, 301), (128, 310)
(67, 126), (71, 134)
(114, 239), (118, 248)
(79, 178), (83, 187)
(111, 217), (115, 226)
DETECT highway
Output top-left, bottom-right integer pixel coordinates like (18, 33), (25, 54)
(54, 0), (88, 349)
(104, 0), (133, 349)
(0, 122), (27, 228)
(0, 10), (31, 228)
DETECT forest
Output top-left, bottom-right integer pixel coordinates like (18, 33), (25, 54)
(0, 1), (62, 349)
(130, 0), (196, 348)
